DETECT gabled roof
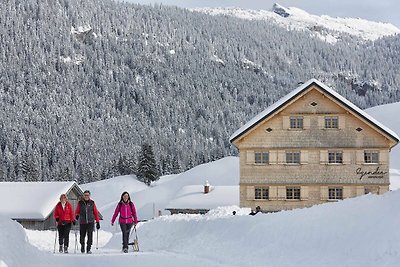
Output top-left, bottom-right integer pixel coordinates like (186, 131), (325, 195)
(165, 185), (239, 210)
(230, 78), (400, 145)
(0, 182), (82, 220)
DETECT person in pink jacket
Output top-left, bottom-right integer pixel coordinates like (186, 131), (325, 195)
(111, 191), (138, 253)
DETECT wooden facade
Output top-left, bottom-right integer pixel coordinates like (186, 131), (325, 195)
(230, 79), (399, 212)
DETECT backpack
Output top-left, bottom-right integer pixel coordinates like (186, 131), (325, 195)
(118, 201), (134, 219)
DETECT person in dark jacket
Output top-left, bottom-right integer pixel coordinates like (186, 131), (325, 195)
(111, 191), (138, 253)
(75, 190), (100, 254)
(54, 194), (75, 253)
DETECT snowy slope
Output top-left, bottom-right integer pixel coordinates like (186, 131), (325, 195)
(365, 101), (400, 190)
(365, 102), (400, 169)
(193, 4), (400, 43)
(82, 175), (149, 210)
(85, 157), (239, 225)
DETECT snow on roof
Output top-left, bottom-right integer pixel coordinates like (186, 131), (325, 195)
(0, 182), (79, 220)
(230, 78), (400, 145)
(165, 185), (239, 210)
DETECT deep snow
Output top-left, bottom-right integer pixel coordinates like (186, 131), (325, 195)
(2, 191), (400, 266)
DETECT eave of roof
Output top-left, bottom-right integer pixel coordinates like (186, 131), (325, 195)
(229, 78), (399, 146)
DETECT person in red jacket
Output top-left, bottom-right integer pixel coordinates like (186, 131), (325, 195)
(54, 194), (75, 253)
(111, 191), (138, 253)
(75, 190), (100, 254)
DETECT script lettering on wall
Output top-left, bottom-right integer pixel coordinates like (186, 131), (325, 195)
(356, 167), (387, 180)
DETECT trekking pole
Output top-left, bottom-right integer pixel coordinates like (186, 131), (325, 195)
(53, 223), (58, 254)
(74, 226), (78, 254)
(96, 227), (99, 250)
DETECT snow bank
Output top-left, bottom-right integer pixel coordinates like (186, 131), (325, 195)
(133, 191), (400, 266)
(0, 216), (53, 267)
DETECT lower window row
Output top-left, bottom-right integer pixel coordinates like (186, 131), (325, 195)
(254, 186), (377, 200)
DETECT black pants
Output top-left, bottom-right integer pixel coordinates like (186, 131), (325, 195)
(120, 223), (133, 249)
(79, 222), (94, 249)
(58, 223), (72, 247)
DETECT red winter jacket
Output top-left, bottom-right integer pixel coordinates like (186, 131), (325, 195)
(54, 201), (74, 225)
(111, 201), (138, 225)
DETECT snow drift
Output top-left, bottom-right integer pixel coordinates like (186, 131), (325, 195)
(130, 191), (400, 266)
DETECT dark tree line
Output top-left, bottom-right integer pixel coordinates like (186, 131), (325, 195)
(0, 0), (399, 183)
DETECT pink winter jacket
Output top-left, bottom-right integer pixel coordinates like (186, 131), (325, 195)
(111, 201), (138, 225)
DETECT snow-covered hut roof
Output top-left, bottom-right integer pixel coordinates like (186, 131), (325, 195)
(230, 78), (400, 145)
(0, 182), (82, 220)
(165, 185), (239, 210)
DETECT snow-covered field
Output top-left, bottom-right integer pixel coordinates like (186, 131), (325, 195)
(1, 102), (400, 266)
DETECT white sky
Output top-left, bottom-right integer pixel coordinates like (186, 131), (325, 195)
(123, 0), (400, 27)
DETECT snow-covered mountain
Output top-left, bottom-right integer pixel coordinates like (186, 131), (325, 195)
(193, 3), (400, 43)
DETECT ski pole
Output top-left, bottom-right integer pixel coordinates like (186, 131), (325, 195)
(53, 222), (58, 254)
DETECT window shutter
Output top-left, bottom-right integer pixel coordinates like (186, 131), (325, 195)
(343, 150), (351, 165)
(269, 151), (277, 164)
(277, 186), (286, 200)
(278, 150), (286, 164)
(300, 150), (308, 164)
(303, 116), (311, 129)
(246, 151), (254, 164)
(356, 150), (364, 164)
(318, 116), (325, 129)
(380, 150), (388, 164)
(300, 186), (308, 200)
(356, 186), (364, 196)
(269, 186), (278, 200)
(283, 116), (290, 129)
(320, 186), (328, 200)
(343, 186), (352, 199)
(339, 115), (346, 129)
(379, 186), (388, 194)
(246, 186), (255, 200)
(320, 150), (328, 164)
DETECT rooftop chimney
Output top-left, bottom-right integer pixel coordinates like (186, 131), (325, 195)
(204, 180), (210, 194)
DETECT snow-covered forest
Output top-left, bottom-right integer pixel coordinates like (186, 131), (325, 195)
(0, 0), (400, 182)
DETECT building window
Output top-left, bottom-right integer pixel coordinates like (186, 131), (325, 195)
(286, 187), (300, 200)
(290, 116), (303, 129)
(255, 152), (269, 164)
(286, 151), (300, 164)
(328, 187), (343, 200)
(255, 187), (269, 200)
(328, 151), (343, 164)
(325, 116), (338, 129)
(364, 151), (379, 164)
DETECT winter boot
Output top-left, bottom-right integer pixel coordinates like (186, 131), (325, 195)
(86, 246), (92, 254)
(59, 245), (63, 253)
(123, 248), (128, 253)
(81, 246), (85, 253)
(64, 246), (68, 253)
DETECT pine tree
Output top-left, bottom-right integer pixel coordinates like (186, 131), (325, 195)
(136, 143), (159, 186)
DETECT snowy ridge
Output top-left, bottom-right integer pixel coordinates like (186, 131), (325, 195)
(193, 4), (400, 43)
